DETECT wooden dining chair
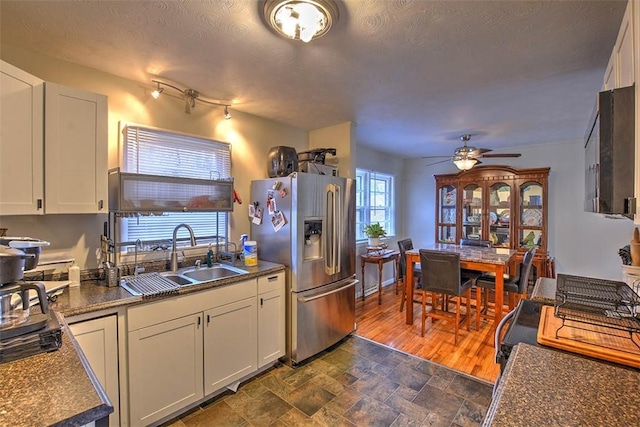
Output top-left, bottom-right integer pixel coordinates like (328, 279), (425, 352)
(398, 238), (422, 312)
(419, 249), (473, 345)
(475, 248), (537, 329)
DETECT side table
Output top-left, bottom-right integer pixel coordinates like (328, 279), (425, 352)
(360, 250), (399, 305)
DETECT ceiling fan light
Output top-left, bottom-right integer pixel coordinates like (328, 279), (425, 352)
(453, 156), (477, 171)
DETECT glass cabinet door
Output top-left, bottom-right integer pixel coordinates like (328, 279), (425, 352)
(462, 184), (483, 240)
(489, 182), (511, 248)
(437, 184), (457, 243)
(519, 181), (544, 250)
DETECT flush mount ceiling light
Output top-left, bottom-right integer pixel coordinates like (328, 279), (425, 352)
(263, 0), (339, 43)
(151, 80), (231, 119)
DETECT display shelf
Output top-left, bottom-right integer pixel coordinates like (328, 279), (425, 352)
(434, 165), (551, 278)
(108, 168), (233, 213)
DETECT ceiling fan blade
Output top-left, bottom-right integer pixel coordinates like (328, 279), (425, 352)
(424, 158), (453, 167)
(469, 148), (492, 157)
(478, 153), (521, 158)
(421, 155), (452, 159)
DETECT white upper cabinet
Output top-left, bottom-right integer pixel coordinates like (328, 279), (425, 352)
(45, 83), (108, 213)
(615, 1), (635, 88)
(605, 1), (635, 90)
(0, 61), (108, 215)
(0, 60), (44, 215)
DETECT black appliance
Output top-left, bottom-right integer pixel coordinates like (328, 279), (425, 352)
(584, 84), (635, 216)
(267, 146), (298, 178)
(497, 299), (544, 373)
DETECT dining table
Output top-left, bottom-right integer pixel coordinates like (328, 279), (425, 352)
(404, 243), (517, 326)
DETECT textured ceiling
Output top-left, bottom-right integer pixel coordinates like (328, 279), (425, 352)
(0, 0), (628, 158)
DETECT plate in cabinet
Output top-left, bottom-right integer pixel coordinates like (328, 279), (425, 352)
(522, 209), (542, 226)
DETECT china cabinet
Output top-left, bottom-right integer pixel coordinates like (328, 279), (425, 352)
(435, 165), (551, 277)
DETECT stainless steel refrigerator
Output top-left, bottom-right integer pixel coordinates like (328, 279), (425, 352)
(251, 172), (357, 366)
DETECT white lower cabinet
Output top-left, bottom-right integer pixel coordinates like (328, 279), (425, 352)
(128, 313), (204, 426)
(68, 315), (120, 427)
(258, 273), (285, 368)
(127, 278), (262, 426)
(204, 297), (257, 395)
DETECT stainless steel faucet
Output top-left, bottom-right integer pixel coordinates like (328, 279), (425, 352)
(171, 224), (197, 272)
(133, 239), (143, 276)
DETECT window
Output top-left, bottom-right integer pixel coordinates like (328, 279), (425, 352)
(118, 123), (231, 252)
(355, 169), (395, 241)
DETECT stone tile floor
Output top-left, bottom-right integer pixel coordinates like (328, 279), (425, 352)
(164, 335), (494, 427)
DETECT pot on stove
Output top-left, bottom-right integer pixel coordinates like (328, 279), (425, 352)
(0, 245), (37, 285)
(0, 237), (49, 271)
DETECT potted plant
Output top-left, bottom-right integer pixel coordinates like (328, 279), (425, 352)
(364, 223), (386, 247)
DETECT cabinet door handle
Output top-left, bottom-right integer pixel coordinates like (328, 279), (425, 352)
(267, 275), (278, 281)
(98, 200), (104, 210)
(207, 314), (210, 324)
(197, 316), (201, 327)
(260, 298), (264, 306)
(37, 199), (43, 210)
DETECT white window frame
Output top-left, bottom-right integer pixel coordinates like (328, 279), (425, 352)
(355, 169), (395, 241)
(117, 122), (231, 261)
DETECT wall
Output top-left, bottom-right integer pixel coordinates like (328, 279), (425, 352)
(403, 139), (635, 281)
(309, 122), (357, 178)
(0, 45), (308, 269)
(355, 145), (406, 298)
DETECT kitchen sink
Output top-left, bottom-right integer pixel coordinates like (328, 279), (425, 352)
(162, 274), (195, 286)
(183, 264), (248, 282)
(160, 263), (248, 286)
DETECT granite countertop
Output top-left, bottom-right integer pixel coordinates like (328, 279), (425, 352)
(483, 343), (640, 426)
(410, 243), (516, 265)
(1, 260), (285, 427)
(53, 260), (285, 318)
(0, 313), (112, 427)
(530, 277), (556, 305)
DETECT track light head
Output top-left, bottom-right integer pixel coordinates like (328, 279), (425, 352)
(151, 82), (164, 99)
(224, 106), (231, 120)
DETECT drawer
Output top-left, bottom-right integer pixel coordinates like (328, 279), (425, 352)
(258, 272), (284, 294)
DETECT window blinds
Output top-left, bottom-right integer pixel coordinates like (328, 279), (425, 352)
(120, 123), (231, 246)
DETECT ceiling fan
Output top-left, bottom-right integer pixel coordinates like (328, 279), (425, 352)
(424, 134), (521, 170)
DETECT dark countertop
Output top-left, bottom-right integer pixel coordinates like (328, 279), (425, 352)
(483, 343), (640, 426)
(1, 260), (285, 426)
(0, 313), (112, 427)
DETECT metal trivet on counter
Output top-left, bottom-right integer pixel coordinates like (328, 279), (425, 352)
(120, 272), (180, 298)
(554, 274), (640, 348)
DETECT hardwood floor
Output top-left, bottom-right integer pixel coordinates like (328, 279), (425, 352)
(354, 282), (501, 383)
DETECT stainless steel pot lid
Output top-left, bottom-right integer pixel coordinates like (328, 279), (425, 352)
(8, 240), (50, 249)
(0, 245), (27, 257)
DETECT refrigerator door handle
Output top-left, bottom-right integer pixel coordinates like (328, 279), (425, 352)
(334, 183), (341, 274)
(297, 280), (358, 303)
(325, 184), (338, 275)
(324, 183), (341, 275)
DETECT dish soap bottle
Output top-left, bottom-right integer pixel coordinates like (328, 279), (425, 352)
(206, 243), (214, 267)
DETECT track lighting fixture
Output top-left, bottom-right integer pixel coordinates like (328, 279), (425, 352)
(151, 80), (231, 119)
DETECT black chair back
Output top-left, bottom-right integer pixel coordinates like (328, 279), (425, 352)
(460, 238), (492, 248)
(517, 248), (537, 293)
(397, 238), (414, 280)
(419, 249), (469, 297)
